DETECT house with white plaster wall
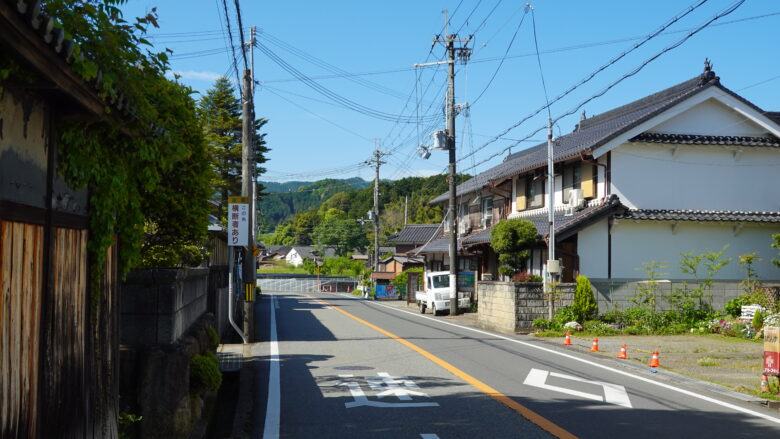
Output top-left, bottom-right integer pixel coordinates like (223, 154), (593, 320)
(415, 64), (780, 309)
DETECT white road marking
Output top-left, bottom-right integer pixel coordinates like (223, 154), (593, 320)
(364, 299), (780, 425)
(523, 368), (632, 408)
(263, 294), (280, 439)
(338, 372), (439, 408)
(420, 435), (441, 439)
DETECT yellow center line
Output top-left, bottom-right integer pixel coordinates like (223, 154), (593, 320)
(308, 295), (577, 439)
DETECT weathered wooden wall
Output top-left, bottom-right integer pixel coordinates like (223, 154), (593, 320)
(41, 228), (88, 438)
(0, 221), (44, 439)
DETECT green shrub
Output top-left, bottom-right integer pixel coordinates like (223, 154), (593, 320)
(583, 320), (619, 335)
(622, 307), (648, 325)
(752, 311), (765, 331)
(532, 318), (552, 330)
(553, 306), (578, 324)
(190, 351), (222, 396)
(697, 356), (719, 367)
(623, 325), (647, 335)
(573, 275), (599, 323)
(207, 327), (220, 350)
(599, 309), (624, 325)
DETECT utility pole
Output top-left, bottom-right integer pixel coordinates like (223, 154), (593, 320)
(404, 195), (408, 225)
(433, 26), (471, 316)
(240, 27), (257, 341)
(545, 118), (560, 319)
(365, 141), (387, 271)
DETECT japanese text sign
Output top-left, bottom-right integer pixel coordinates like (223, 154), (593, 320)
(227, 196), (249, 247)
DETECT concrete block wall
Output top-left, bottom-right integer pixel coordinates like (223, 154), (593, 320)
(477, 282), (517, 334)
(121, 267), (210, 345)
(589, 279), (779, 313)
(478, 281), (574, 334)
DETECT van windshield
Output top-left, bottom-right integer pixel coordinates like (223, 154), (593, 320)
(432, 275), (449, 288)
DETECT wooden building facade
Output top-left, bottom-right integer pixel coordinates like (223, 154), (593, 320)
(1, 3), (120, 437)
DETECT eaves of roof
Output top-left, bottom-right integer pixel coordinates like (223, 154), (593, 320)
(615, 209), (780, 223)
(430, 72), (731, 205)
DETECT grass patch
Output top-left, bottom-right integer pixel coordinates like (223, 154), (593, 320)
(697, 356), (719, 367)
(257, 261), (309, 274)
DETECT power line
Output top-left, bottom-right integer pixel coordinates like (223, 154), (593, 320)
(461, 0), (748, 174)
(470, 5), (530, 106)
(218, 0), (242, 92)
(458, 0), (714, 165)
(530, 7), (552, 120)
(255, 41), (439, 123)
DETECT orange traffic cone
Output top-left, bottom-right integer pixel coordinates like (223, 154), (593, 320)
(563, 332), (572, 346)
(761, 374), (770, 393)
(616, 344), (628, 359)
(590, 337), (599, 352)
(648, 350), (661, 367)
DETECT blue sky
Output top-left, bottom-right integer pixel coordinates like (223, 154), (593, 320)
(122, 0), (780, 182)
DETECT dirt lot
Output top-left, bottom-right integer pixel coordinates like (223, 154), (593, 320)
(545, 333), (774, 397)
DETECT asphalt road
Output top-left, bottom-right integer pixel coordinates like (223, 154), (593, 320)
(251, 292), (780, 439)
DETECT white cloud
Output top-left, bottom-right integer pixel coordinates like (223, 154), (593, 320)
(166, 70), (222, 82)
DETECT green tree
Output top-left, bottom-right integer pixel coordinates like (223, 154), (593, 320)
(489, 218), (537, 277)
(573, 275), (598, 323)
(199, 77), (269, 220)
(313, 209), (368, 256)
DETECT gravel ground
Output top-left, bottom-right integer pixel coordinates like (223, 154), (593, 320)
(544, 333), (770, 395)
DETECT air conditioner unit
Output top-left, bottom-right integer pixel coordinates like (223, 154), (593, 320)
(568, 189), (584, 209)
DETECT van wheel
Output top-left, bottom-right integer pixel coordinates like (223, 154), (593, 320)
(419, 302), (426, 314)
(432, 303), (440, 316)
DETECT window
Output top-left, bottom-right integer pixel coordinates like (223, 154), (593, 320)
(481, 197), (493, 227)
(562, 163), (582, 203)
(432, 274), (450, 288)
(526, 176), (544, 209)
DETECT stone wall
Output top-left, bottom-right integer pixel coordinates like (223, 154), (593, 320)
(119, 314), (218, 439)
(121, 267), (209, 345)
(477, 281), (574, 334)
(590, 279), (780, 313)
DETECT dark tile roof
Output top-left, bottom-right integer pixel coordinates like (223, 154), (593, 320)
(431, 73), (725, 204)
(616, 210), (780, 223)
(765, 112), (780, 126)
(1, 2), (164, 132)
(629, 133), (780, 147)
(387, 224), (443, 244)
(406, 235), (461, 255)
(413, 196), (625, 253)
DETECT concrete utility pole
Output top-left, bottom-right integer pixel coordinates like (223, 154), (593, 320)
(545, 118), (560, 320)
(365, 141), (387, 271)
(240, 27), (257, 341)
(433, 29), (471, 316)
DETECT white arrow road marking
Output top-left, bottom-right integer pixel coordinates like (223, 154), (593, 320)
(523, 368), (632, 408)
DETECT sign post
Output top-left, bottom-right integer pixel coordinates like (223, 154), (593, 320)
(764, 326), (780, 377)
(227, 196), (251, 342)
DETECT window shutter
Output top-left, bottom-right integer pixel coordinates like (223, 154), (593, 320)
(581, 164), (595, 198)
(515, 178), (526, 210)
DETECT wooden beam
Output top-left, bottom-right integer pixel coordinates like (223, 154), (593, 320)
(0, 4), (105, 117)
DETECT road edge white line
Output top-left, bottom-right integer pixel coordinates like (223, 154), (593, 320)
(364, 298), (780, 425)
(263, 293), (281, 439)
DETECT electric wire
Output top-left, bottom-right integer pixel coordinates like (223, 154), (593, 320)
(530, 7), (552, 121)
(469, 5), (530, 107)
(460, 0), (748, 174)
(255, 40), (439, 123)
(458, 0), (714, 165)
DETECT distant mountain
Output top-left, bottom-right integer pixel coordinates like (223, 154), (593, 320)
(258, 178), (371, 231)
(261, 177), (370, 193)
